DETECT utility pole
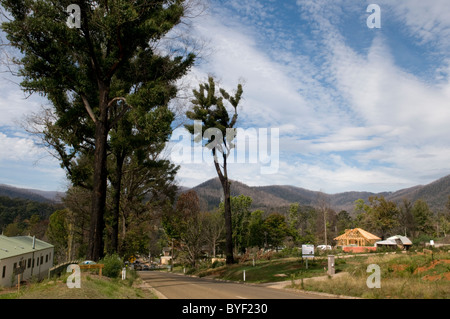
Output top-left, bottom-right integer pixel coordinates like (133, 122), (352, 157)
(171, 238), (174, 272)
(317, 192), (329, 246)
(324, 208), (327, 246)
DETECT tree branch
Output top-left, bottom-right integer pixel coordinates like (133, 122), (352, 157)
(107, 97), (128, 109)
(80, 94), (98, 123)
(108, 97), (132, 129)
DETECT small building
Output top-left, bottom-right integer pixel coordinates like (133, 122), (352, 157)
(375, 235), (412, 250)
(160, 247), (172, 265)
(334, 228), (381, 252)
(0, 235), (54, 287)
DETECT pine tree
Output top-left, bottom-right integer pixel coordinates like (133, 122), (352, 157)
(185, 77), (243, 264)
(2, 0), (194, 260)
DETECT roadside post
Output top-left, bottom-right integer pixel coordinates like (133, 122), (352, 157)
(327, 255), (335, 275)
(302, 244), (314, 269)
(14, 261), (25, 293)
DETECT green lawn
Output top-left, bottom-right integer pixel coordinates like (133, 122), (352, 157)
(195, 257), (347, 283)
(0, 271), (156, 299)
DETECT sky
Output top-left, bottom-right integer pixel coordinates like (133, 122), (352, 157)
(1, 0), (450, 194)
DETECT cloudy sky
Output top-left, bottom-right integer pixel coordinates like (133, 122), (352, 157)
(1, 0), (450, 194)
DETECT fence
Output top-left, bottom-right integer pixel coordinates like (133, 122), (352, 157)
(48, 260), (82, 279)
(79, 263), (104, 277)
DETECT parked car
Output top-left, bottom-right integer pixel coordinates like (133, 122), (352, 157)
(143, 265), (150, 271)
(133, 260), (142, 270)
(316, 245), (332, 250)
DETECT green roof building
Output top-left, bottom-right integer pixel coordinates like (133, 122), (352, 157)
(0, 235), (54, 287)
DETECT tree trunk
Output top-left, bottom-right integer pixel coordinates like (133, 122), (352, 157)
(222, 178), (234, 264)
(110, 152), (125, 254)
(213, 151), (234, 264)
(88, 86), (109, 261)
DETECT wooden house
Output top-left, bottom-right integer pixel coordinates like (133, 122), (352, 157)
(334, 228), (381, 247)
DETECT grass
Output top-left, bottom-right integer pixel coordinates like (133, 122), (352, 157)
(180, 249), (449, 299)
(0, 269), (157, 299)
(191, 257), (349, 283)
(291, 250), (450, 299)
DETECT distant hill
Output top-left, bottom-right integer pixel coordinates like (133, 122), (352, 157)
(190, 175), (450, 213)
(385, 175), (450, 212)
(192, 178), (292, 212)
(3, 173), (450, 214)
(0, 184), (64, 203)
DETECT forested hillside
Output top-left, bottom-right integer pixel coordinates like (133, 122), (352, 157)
(0, 184), (57, 202)
(0, 195), (60, 238)
(192, 175), (450, 214)
(1, 173), (450, 265)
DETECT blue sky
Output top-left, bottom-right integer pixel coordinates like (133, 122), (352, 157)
(1, 0), (450, 194)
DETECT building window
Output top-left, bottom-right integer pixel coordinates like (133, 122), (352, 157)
(13, 262), (17, 269)
(28, 258), (31, 268)
(32, 258), (35, 268)
(2, 266), (5, 278)
(40, 256), (43, 265)
(36, 258), (39, 266)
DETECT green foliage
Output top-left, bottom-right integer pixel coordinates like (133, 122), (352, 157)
(100, 254), (124, 279)
(46, 209), (69, 262)
(286, 203), (317, 244)
(46, 209), (68, 245)
(185, 77), (244, 264)
(248, 210), (265, 248)
(0, 196), (58, 237)
(263, 212), (291, 249)
(1, 0), (195, 260)
(411, 234), (435, 246)
(162, 190), (201, 241)
(412, 199), (434, 235)
(162, 191), (205, 267)
(354, 196), (399, 237)
(227, 195), (253, 253)
(354, 196), (442, 239)
(185, 76), (243, 141)
(211, 260), (225, 268)
(0, 196), (57, 231)
(336, 210), (354, 235)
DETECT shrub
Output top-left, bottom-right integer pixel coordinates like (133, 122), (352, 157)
(212, 260), (225, 268)
(100, 254), (124, 279)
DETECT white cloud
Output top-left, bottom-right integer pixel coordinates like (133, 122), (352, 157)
(0, 131), (67, 191)
(2, 1), (450, 194)
(0, 81), (43, 128)
(379, 0), (450, 50)
(164, 1), (450, 193)
(0, 132), (42, 161)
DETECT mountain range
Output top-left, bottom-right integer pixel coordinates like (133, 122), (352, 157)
(0, 184), (64, 203)
(2, 173), (450, 214)
(190, 175), (450, 214)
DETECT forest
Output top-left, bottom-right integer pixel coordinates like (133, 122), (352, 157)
(1, 187), (449, 267)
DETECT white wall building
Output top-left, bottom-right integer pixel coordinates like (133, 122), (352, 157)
(0, 235), (54, 288)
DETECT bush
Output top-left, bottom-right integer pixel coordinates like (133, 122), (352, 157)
(100, 254), (124, 278)
(412, 234), (434, 246)
(212, 260), (225, 268)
